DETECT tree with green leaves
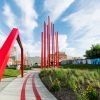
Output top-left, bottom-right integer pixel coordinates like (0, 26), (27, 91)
(84, 44), (100, 59)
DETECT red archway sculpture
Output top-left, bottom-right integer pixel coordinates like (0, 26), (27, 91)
(0, 28), (24, 80)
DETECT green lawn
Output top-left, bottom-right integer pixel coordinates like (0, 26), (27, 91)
(3, 69), (20, 78)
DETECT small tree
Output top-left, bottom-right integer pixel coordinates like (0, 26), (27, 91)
(84, 44), (100, 59)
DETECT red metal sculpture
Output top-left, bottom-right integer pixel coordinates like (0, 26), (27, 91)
(41, 16), (59, 69)
(51, 23), (55, 67)
(0, 28), (24, 80)
(41, 32), (43, 68)
(56, 32), (59, 68)
(44, 22), (46, 68)
(47, 16), (50, 68)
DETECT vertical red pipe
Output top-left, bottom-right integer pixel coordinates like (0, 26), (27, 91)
(55, 32), (59, 68)
(44, 22), (46, 68)
(57, 32), (59, 68)
(52, 23), (54, 67)
(54, 32), (55, 68)
(47, 25), (48, 68)
(21, 48), (24, 77)
(56, 32), (57, 68)
(55, 32), (57, 67)
(41, 32), (43, 69)
(48, 16), (50, 68)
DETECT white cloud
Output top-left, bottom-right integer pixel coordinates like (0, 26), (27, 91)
(0, 30), (7, 48)
(2, 0), (39, 57)
(14, 0), (38, 39)
(23, 41), (41, 57)
(62, 0), (100, 57)
(44, 0), (74, 22)
(3, 3), (17, 29)
(58, 34), (68, 51)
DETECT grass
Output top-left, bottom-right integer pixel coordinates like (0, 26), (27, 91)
(40, 65), (100, 100)
(3, 69), (20, 78)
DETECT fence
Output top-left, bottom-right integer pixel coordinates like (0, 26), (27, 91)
(60, 58), (100, 65)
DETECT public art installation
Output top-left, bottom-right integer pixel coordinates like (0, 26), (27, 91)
(0, 28), (24, 80)
(41, 16), (59, 68)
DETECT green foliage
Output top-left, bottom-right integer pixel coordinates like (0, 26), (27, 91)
(84, 86), (98, 100)
(55, 69), (65, 81)
(51, 78), (61, 92)
(40, 65), (100, 99)
(40, 69), (47, 78)
(24, 66), (32, 70)
(84, 44), (100, 58)
(62, 64), (100, 69)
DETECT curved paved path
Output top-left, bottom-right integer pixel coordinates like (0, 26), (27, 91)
(0, 68), (57, 100)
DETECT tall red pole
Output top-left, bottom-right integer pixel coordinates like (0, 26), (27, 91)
(55, 32), (57, 67)
(41, 32), (44, 69)
(56, 32), (57, 67)
(47, 25), (48, 68)
(21, 48), (24, 77)
(52, 23), (55, 67)
(56, 32), (59, 68)
(54, 32), (55, 68)
(44, 22), (46, 68)
(47, 16), (50, 68)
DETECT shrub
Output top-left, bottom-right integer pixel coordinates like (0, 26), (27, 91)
(84, 86), (98, 100)
(55, 69), (65, 81)
(40, 69), (47, 78)
(51, 78), (61, 92)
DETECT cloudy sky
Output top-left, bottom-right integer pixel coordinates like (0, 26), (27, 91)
(0, 0), (100, 57)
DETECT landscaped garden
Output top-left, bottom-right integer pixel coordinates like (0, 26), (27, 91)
(40, 64), (100, 100)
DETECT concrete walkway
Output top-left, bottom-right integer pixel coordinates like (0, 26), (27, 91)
(0, 68), (57, 100)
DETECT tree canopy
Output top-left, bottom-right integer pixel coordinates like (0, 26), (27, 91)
(84, 44), (100, 59)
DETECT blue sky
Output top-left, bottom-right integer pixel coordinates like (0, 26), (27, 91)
(0, 0), (100, 57)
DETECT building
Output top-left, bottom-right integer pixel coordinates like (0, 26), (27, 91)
(59, 52), (67, 61)
(50, 52), (67, 63)
(7, 47), (17, 66)
(28, 56), (41, 66)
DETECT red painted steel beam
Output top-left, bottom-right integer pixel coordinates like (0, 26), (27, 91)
(47, 25), (48, 68)
(41, 32), (43, 69)
(56, 32), (59, 68)
(55, 32), (57, 67)
(17, 35), (24, 77)
(44, 22), (46, 68)
(51, 23), (55, 67)
(0, 28), (24, 80)
(53, 30), (55, 67)
(47, 16), (50, 68)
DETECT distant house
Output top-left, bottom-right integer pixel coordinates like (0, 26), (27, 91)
(28, 56), (41, 66)
(7, 47), (17, 66)
(50, 52), (67, 63)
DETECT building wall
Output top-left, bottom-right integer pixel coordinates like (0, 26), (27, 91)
(50, 52), (67, 62)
